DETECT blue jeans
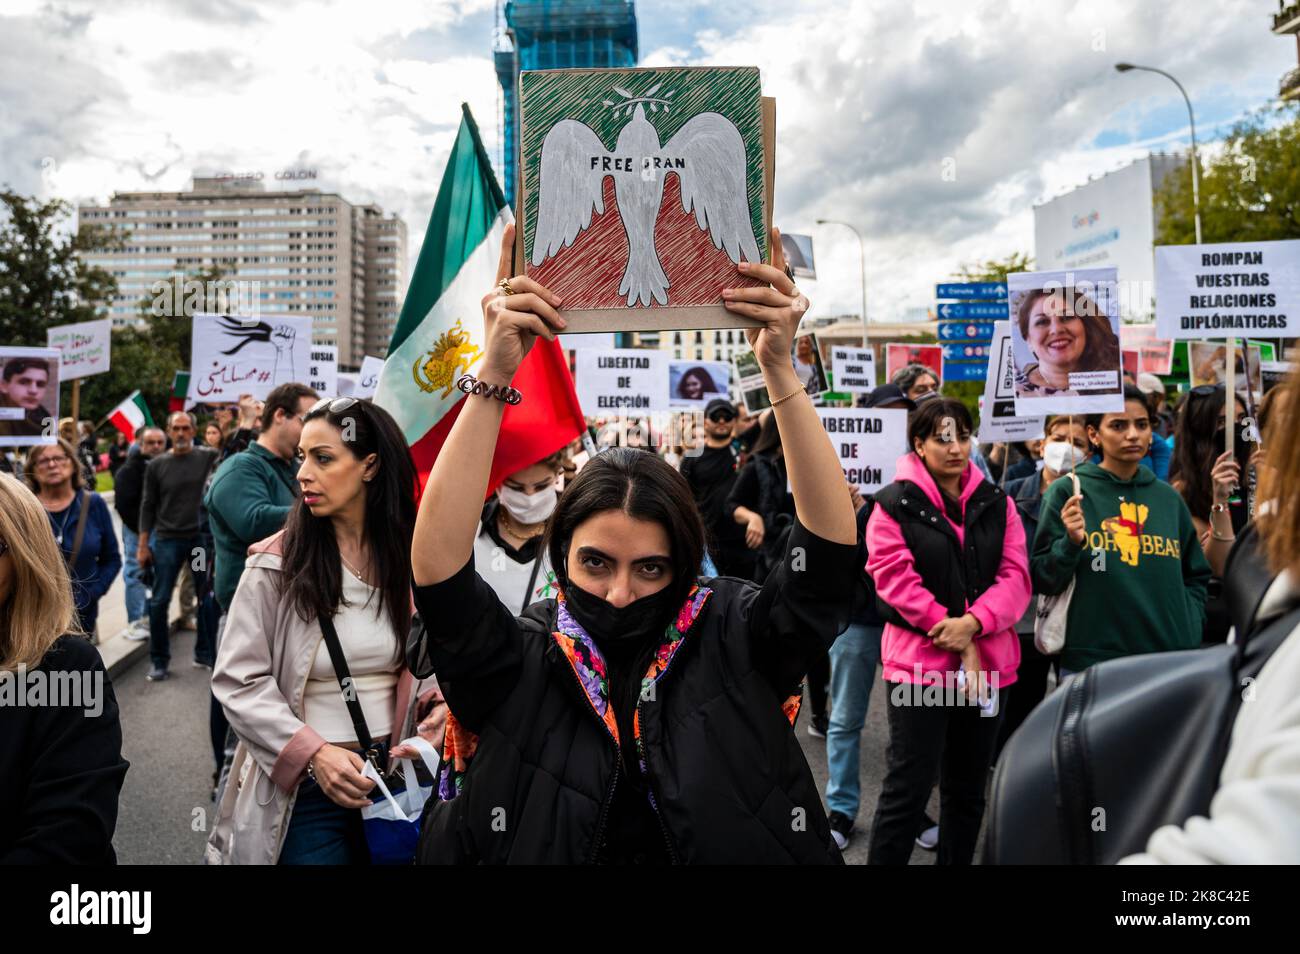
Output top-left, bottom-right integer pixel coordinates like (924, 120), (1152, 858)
(825, 622), (883, 820)
(121, 526), (149, 623)
(279, 779), (369, 865)
(148, 535), (198, 669)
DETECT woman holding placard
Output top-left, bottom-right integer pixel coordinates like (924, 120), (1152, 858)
(407, 224), (856, 864)
(1032, 385), (1211, 679)
(864, 398), (1031, 865)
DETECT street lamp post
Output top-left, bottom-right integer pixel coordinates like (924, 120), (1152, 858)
(1115, 62), (1202, 243)
(816, 218), (868, 348)
(1115, 63), (1233, 454)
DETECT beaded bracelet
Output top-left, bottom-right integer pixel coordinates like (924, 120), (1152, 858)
(457, 373), (523, 405)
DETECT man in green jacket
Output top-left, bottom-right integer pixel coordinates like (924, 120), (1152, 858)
(1032, 386), (1212, 675)
(205, 382), (317, 613)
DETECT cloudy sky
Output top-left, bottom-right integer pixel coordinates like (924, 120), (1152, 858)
(1, 0), (1294, 323)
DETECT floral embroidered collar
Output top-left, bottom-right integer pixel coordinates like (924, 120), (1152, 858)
(551, 585), (712, 745)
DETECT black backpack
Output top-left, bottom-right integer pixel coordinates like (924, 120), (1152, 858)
(982, 525), (1296, 864)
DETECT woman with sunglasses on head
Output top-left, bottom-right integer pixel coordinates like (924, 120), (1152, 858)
(24, 438), (121, 640)
(1032, 385), (1211, 680)
(408, 225), (856, 864)
(207, 398), (437, 865)
(1169, 385), (1250, 645)
(0, 473), (129, 862)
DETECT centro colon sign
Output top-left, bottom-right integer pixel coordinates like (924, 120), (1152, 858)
(214, 170), (318, 181)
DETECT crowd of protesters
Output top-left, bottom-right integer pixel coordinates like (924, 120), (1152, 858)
(3, 238), (1299, 864)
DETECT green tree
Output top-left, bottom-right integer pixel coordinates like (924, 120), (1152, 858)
(1155, 102), (1300, 245)
(942, 252), (1034, 422)
(0, 190), (119, 345)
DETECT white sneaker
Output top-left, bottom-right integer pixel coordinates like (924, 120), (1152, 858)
(124, 619), (150, 641)
(915, 823), (939, 851)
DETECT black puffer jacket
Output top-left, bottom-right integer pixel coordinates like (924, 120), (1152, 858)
(409, 521), (854, 864)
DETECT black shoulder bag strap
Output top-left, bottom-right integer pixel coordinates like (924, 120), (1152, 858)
(67, 490), (92, 568)
(317, 613), (384, 772)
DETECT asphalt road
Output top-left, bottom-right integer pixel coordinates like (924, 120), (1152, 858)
(109, 647), (944, 864)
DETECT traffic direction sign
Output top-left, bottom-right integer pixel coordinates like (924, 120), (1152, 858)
(936, 302), (1006, 320)
(935, 282), (1007, 300)
(941, 343), (991, 362)
(938, 320), (996, 341)
(942, 361), (988, 382)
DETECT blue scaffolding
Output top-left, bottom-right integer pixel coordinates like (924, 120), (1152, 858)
(495, 0), (639, 206)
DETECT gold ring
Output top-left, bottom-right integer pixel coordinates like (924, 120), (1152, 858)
(497, 278), (515, 297)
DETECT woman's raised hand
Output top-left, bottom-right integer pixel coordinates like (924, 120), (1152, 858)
(723, 226), (810, 371)
(479, 223), (568, 383)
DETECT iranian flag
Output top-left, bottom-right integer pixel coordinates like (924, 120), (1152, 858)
(108, 390), (154, 442)
(374, 104), (585, 495)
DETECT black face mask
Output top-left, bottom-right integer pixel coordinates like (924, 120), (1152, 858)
(564, 581), (680, 646)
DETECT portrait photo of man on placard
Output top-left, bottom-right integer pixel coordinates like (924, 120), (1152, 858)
(0, 348), (61, 446)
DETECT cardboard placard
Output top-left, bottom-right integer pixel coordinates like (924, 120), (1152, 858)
(576, 348), (668, 413)
(884, 343), (942, 385)
(187, 313), (314, 403)
(308, 345), (338, 397)
(0, 346), (61, 446)
(831, 346), (876, 393)
(355, 355), (384, 399)
(1155, 240), (1300, 339)
(47, 319), (112, 381)
(1008, 267), (1124, 416)
(980, 322), (1045, 443)
(813, 408), (908, 494)
(518, 67), (773, 333)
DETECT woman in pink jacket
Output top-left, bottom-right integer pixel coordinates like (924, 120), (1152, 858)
(865, 398), (1031, 864)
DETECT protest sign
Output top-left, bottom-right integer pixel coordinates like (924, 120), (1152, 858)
(46, 319), (111, 381)
(307, 345), (338, 396)
(831, 346), (876, 393)
(0, 346), (60, 446)
(781, 233), (816, 279)
(884, 343), (942, 385)
(1008, 267), (1124, 416)
(354, 355), (384, 399)
(668, 360), (729, 408)
(519, 66), (773, 332)
(576, 348), (668, 413)
(793, 333), (828, 396)
(733, 349), (769, 412)
(1261, 360), (1290, 394)
(1155, 240), (1300, 339)
(187, 314), (313, 404)
(1188, 342), (1263, 397)
(813, 408), (907, 494)
(980, 322), (1045, 443)
(1120, 324), (1174, 375)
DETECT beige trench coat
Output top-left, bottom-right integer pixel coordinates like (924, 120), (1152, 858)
(204, 531), (438, 865)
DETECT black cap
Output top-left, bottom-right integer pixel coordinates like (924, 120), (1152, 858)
(864, 384), (916, 410)
(704, 398), (737, 419)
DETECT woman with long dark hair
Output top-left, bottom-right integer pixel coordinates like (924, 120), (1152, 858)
(1168, 384), (1249, 643)
(208, 398), (435, 865)
(408, 225), (856, 864)
(865, 398), (1031, 865)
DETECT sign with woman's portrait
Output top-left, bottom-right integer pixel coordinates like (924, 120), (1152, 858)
(792, 332), (828, 396)
(1008, 267), (1124, 416)
(668, 360), (730, 408)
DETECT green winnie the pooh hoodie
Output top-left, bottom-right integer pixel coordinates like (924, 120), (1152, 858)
(1031, 462), (1211, 673)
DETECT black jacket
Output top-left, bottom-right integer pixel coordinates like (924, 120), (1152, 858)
(409, 521), (854, 864)
(873, 479), (1008, 634)
(113, 448), (148, 533)
(0, 636), (129, 863)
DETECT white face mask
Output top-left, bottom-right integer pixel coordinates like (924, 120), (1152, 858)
(498, 484), (558, 525)
(1042, 440), (1087, 474)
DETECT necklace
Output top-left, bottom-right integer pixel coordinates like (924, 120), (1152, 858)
(340, 552), (368, 582)
(45, 497), (76, 546)
(500, 508), (545, 542)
